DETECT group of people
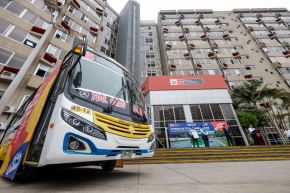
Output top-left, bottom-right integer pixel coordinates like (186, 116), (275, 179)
(189, 124), (234, 148)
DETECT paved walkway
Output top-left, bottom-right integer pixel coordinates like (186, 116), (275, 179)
(0, 160), (290, 193)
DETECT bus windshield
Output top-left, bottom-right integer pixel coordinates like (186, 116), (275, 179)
(68, 53), (146, 122)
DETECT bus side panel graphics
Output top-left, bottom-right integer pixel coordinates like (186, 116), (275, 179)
(0, 65), (61, 180)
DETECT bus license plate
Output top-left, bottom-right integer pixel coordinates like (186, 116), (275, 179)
(121, 150), (133, 158)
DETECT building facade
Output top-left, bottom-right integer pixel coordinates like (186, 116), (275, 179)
(140, 21), (162, 83)
(157, 8), (290, 90)
(0, 0), (119, 131)
(150, 8), (290, 145)
(115, 0), (141, 82)
(141, 75), (248, 148)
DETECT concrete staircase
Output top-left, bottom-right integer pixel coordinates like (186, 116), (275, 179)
(124, 146), (290, 164)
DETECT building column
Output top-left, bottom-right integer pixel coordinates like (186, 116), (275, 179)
(230, 104), (249, 146)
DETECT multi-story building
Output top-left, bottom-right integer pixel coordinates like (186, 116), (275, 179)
(157, 8), (290, 90)
(140, 21), (162, 83)
(141, 8), (290, 147)
(0, 0), (118, 131)
(116, 0), (141, 82)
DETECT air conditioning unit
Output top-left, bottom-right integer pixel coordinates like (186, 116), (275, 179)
(1, 71), (16, 79)
(0, 122), (7, 130)
(3, 105), (15, 114)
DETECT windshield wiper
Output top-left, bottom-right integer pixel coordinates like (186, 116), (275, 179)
(103, 79), (127, 114)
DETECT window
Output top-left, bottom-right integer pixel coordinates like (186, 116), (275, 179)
(46, 44), (61, 58)
(7, 26), (28, 43)
(34, 63), (52, 78)
(22, 10), (39, 24)
(210, 104), (224, 120)
(0, 0), (10, 8)
(0, 47), (13, 65)
(7, 53), (27, 68)
(200, 104), (213, 120)
(6, 2), (25, 16)
(190, 105), (202, 121)
(0, 19), (11, 35)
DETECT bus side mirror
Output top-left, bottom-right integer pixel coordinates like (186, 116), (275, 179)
(73, 72), (82, 87)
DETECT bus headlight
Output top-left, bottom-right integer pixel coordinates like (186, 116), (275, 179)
(147, 133), (155, 143)
(61, 109), (106, 140)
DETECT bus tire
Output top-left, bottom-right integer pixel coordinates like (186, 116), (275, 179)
(101, 160), (116, 172)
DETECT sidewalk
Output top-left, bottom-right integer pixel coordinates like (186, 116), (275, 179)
(1, 160), (290, 193)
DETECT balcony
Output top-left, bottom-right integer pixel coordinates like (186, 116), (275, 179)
(244, 74), (254, 80)
(195, 20), (202, 25)
(215, 19), (221, 25)
(41, 52), (57, 65)
(184, 53), (191, 60)
(27, 75), (45, 89)
(184, 27), (190, 33)
(219, 63), (228, 69)
(165, 44), (172, 50)
(179, 35), (186, 41)
(170, 64), (176, 71)
(161, 15), (166, 20)
(188, 43), (195, 49)
(72, 0), (80, 9)
(282, 50), (290, 57)
(96, 7), (104, 14)
(256, 18), (263, 24)
(268, 32), (277, 39)
(204, 27), (210, 32)
(175, 21), (181, 26)
(163, 28), (169, 33)
(222, 34), (230, 40)
(208, 52), (216, 59)
(179, 14), (185, 19)
(201, 34), (209, 40)
(89, 27), (98, 35)
(195, 64), (203, 70)
(224, 74), (246, 81)
(30, 26), (46, 37)
(276, 18), (283, 24)
(60, 20), (70, 31)
(212, 43), (218, 48)
(232, 52), (241, 58)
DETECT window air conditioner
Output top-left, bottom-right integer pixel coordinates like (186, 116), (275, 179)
(3, 105), (15, 114)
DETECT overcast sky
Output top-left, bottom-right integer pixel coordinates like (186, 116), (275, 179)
(107, 0), (290, 21)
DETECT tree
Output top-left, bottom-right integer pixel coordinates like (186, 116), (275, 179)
(236, 111), (258, 129)
(231, 80), (279, 108)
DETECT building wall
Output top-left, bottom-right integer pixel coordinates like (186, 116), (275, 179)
(140, 21), (162, 83)
(156, 8), (290, 90)
(116, 0), (141, 82)
(0, 0), (118, 126)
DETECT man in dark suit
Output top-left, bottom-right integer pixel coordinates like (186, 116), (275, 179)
(223, 124), (234, 146)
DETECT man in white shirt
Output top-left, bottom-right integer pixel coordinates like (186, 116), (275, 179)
(189, 127), (199, 148)
(284, 129), (290, 141)
(248, 125), (259, 145)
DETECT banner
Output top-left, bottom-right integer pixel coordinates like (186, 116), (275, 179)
(168, 121), (228, 148)
(0, 65), (60, 180)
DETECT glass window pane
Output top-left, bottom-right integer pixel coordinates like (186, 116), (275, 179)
(6, 2), (25, 16)
(220, 104), (235, 119)
(22, 10), (39, 24)
(153, 106), (164, 121)
(174, 106), (185, 120)
(190, 105), (202, 120)
(200, 104), (213, 120)
(0, 0), (10, 8)
(0, 19), (11, 34)
(7, 53), (26, 68)
(163, 106), (175, 121)
(8, 27), (28, 43)
(210, 104), (224, 120)
(0, 47), (13, 65)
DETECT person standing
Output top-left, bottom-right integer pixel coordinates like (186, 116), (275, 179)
(189, 126), (199, 148)
(248, 125), (259, 145)
(284, 128), (290, 141)
(223, 124), (234, 146)
(201, 124), (209, 147)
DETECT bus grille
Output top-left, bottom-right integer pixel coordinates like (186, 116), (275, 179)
(93, 112), (151, 139)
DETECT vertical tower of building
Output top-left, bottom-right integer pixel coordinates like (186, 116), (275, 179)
(140, 21), (162, 83)
(116, 0), (141, 82)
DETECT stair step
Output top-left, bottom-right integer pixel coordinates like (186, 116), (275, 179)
(124, 157), (290, 164)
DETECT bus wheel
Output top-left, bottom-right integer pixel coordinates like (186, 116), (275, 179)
(101, 160), (116, 172)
